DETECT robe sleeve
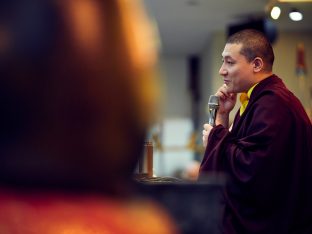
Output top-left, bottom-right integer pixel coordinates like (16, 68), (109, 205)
(199, 78), (312, 232)
(199, 91), (296, 200)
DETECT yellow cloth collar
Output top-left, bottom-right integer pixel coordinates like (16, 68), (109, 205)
(239, 83), (258, 116)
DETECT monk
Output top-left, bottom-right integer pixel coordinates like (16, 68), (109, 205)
(200, 29), (312, 234)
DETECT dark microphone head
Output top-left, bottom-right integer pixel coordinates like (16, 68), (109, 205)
(208, 95), (219, 109)
(208, 95), (219, 126)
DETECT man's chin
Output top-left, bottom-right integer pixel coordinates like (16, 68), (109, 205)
(224, 85), (234, 93)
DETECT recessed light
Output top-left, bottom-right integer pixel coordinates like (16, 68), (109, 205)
(289, 8), (303, 21)
(271, 6), (281, 20)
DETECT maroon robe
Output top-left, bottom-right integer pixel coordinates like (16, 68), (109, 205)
(199, 75), (312, 234)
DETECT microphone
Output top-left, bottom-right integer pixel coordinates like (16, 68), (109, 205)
(208, 95), (219, 127)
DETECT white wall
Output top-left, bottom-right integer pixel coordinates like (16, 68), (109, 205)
(151, 56), (195, 177)
(158, 56), (191, 118)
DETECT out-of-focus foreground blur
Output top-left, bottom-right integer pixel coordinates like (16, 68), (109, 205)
(0, 1), (178, 234)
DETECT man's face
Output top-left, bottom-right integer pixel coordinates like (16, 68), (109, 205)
(219, 43), (255, 93)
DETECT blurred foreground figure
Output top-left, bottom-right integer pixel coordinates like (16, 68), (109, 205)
(0, 0), (177, 233)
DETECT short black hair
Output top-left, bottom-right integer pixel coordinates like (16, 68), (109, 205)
(227, 29), (274, 72)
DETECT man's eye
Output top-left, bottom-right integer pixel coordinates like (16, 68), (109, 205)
(221, 59), (234, 65)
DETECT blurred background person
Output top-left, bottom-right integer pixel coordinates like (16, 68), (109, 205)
(0, 0), (178, 233)
(173, 160), (200, 181)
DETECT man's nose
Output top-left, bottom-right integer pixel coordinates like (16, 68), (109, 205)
(219, 64), (227, 76)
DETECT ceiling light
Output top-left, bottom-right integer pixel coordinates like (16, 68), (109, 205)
(271, 6), (281, 20)
(289, 8), (303, 21)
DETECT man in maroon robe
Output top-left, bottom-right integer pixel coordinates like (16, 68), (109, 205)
(199, 29), (312, 234)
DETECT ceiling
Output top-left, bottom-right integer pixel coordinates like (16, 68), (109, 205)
(143, 0), (312, 56)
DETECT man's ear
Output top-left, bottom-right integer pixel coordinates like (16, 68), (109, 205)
(253, 57), (264, 72)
